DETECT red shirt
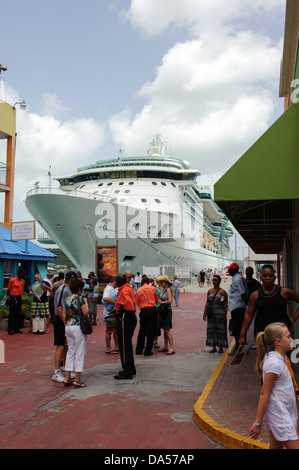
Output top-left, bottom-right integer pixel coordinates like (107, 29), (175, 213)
(8, 276), (25, 296)
(115, 283), (136, 311)
(136, 284), (159, 309)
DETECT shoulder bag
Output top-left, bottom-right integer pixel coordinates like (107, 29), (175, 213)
(77, 295), (93, 335)
(206, 288), (220, 318)
(157, 303), (169, 316)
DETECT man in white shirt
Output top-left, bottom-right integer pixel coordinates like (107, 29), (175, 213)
(102, 276), (119, 354)
(134, 272), (142, 292)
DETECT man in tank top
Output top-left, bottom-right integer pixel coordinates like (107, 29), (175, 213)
(239, 265), (299, 347)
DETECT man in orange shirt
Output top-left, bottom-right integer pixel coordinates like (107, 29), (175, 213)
(135, 276), (159, 356)
(114, 273), (137, 380)
(7, 269), (26, 335)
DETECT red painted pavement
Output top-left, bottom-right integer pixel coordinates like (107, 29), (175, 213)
(0, 292), (227, 450)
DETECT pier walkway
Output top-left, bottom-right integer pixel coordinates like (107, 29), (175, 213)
(2, 280), (295, 451)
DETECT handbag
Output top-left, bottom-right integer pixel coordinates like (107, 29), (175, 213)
(206, 289), (220, 318)
(157, 303), (169, 317)
(77, 295), (93, 335)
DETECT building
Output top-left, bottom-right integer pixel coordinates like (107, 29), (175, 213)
(0, 225), (57, 293)
(214, 0), (299, 330)
(1, 82), (56, 292)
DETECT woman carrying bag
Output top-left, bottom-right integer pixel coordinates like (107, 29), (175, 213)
(155, 275), (175, 355)
(62, 277), (89, 388)
(203, 275), (228, 354)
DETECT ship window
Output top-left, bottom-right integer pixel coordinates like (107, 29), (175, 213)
(98, 183), (103, 186)
(119, 182), (124, 185)
(152, 182), (157, 185)
(123, 256), (136, 261)
(102, 190), (108, 194)
(161, 182), (166, 186)
(93, 191), (98, 194)
(171, 182), (176, 187)
(128, 182), (134, 185)
(107, 182), (113, 186)
(124, 190), (130, 193)
(155, 199), (161, 203)
(114, 190), (120, 193)
(141, 198), (147, 203)
(80, 185), (85, 189)
(120, 198), (126, 202)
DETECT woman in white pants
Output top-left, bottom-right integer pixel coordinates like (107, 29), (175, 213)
(62, 278), (89, 388)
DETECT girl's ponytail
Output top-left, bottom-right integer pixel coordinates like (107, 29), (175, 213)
(255, 331), (267, 377)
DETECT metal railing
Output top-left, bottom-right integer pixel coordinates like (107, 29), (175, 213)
(0, 162), (9, 186)
(25, 186), (117, 203)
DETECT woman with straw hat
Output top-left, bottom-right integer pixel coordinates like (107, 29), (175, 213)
(155, 275), (175, 355)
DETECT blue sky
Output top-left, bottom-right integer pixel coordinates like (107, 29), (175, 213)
(0, 0), (287, 255)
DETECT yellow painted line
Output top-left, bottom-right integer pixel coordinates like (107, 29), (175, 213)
(193, 342), (269, 449)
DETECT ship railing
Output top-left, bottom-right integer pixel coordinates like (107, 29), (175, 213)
(25, 187), (117, 204)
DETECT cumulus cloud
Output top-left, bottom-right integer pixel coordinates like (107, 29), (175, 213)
(113, 0), (284, 173)
(109, 14), (283, 172)
(1, 86), (106, 220)
(0, 0), (286, 235)
(123, 0), (285, 38)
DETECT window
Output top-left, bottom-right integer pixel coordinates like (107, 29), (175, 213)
(3, 260), (14, 289)
(155, 199), (161, 203)
(152, 182), (157, 185)
(141, 198), (147, 203)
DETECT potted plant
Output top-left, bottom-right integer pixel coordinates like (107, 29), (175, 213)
(0, 299), (9, 330)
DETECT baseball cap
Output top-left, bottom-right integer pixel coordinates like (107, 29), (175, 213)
(226, 263), (239, 270)
(65, 271), (78, 281)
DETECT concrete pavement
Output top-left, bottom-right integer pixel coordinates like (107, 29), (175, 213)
(0, 288), (224, 450)
(2, 279), (294, 451)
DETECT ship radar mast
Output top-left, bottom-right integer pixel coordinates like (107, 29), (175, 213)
(147, 134), (169, 156)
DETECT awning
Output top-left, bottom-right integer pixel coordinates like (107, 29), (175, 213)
(214, 103), (299, 253)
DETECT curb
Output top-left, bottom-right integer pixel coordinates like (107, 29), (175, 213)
(193, 343), (269, 449)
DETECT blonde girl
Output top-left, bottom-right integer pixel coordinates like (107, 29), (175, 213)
(249, 322), (299, 449)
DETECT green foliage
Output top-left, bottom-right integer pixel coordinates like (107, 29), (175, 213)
(0, 293), (31, 319)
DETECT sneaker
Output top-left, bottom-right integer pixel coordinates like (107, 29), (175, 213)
(52, 370), (65, 383)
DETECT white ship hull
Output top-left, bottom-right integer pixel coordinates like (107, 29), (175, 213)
(26, 189), (231, 277)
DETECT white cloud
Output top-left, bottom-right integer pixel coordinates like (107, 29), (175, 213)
(123, 0), (285, 38)
(109, 21), (282, 172)
(1, 87), (107, 220)
(0, 0), (286, 234)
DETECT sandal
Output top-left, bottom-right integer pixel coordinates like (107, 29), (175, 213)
(63, 379), (73, 387)
(73, 381), (87, 388)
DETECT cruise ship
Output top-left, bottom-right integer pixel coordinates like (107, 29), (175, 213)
(25, 135), (233, 278)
